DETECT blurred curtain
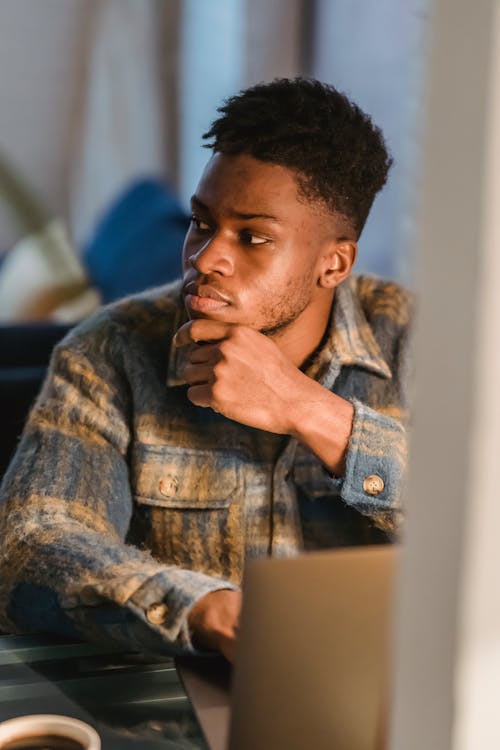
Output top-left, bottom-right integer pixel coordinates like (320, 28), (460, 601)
(311, 0), (429, 282)
(175, 0), (307, 206)
(69, 0), (173, 245)
(66, 0), (426, 279)
(68, 0), (307, 241)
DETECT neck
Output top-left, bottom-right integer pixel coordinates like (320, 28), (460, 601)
(270, 292), (334, 368)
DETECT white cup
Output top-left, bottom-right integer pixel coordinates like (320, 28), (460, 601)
(0, 714), (100, 749)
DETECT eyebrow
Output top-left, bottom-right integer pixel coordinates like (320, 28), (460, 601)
(190, 195), (281, 222)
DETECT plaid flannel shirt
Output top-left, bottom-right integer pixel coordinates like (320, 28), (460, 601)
(0, 274), (412, 654)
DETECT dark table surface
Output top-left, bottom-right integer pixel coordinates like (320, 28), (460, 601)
(0, 634), (207, 749)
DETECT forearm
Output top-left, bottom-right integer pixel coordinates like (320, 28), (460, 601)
(289, 381), (354, 476)
(0, 339), (238, 654)
(0, 493), (238, 654)
(289, 382), (406, 533)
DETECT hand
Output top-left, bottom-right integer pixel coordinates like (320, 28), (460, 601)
(174, 318), (354, 475)
(174, 319), (309, 435)
(187, 589), (242, 663)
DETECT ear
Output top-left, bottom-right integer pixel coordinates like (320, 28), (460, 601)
(318, 240), (357, 289)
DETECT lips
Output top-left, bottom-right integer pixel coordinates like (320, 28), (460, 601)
(183, 282), (231, 304)
(183, 281), (232, 315)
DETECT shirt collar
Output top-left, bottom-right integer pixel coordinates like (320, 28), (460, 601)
(328, 276), (392, 378)
(166, 275), (391, 387)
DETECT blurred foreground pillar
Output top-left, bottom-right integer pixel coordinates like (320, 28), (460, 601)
(390, 0), (500, 747)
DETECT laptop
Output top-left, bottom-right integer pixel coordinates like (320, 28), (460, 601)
(177, 544), (397, 750)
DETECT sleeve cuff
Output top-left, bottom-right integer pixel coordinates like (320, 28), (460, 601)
(338, 398), (406, 513)
(127, 566), (239, 652)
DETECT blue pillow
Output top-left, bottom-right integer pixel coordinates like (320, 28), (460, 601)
(82, 178), (189, 304)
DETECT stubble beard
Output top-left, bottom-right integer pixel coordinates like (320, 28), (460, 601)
(258, 273), (316, 338)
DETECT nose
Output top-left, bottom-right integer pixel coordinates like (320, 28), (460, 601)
(184, 232), (234, 276)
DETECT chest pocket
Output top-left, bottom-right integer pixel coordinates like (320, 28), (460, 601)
(133, 443), (239, 509)
(130, 443), (243, 583)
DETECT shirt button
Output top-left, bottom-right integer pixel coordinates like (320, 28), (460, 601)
(159, 475), (179, 498)
(146, 602), (169, 625)
(363, 474), (385, 496)
(80, 586), (102, 606)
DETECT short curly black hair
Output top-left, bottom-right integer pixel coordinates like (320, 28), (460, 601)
(203, 77), (392, 238)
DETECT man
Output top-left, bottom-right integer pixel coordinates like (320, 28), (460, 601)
(0, 78), (411, 662)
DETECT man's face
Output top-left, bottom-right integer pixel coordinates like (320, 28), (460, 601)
(182, 153), (339, 339)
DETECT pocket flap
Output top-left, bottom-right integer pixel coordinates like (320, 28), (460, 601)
(132, 443), (239, 509)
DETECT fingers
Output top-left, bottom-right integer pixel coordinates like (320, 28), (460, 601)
(188, 344), (220, 364)
(174, 319), (233, 347)
(183, 344), (220, 391)
(183, 364), (214, 386)
(186, 384), (214, 409)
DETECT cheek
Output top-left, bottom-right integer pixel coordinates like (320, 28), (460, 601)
(249, 265), (314, 313)
(239, 263), (283, 297)
(240, 250), (309, 293)
(181, 234), (195, 271)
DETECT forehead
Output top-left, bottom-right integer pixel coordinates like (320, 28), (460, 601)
(194, 153), (306, 216)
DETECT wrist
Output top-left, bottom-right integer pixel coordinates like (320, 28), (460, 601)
(289, 384), (354, 475)
(283, 370), (324, 436)
(187, 589), (242, 654)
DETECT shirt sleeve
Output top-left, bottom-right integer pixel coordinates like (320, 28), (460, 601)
(327, 286), (412, 536)
(0, 338), (237, 655)
(338, 399), (406, 534)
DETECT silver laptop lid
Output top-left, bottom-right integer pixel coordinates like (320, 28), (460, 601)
(229, 545), (397, 750)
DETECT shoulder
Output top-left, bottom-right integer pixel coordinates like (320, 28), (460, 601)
(58, 280), (184, 357)
(349, 274), (414, 330)
(44, 281), (185, 392)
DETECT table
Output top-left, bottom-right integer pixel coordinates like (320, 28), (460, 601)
(0, 634), (207, 748)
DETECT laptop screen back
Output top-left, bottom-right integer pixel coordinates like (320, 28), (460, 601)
(228, 545), (397, 750)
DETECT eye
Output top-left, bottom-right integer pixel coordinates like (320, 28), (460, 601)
(190, 215), (212, 232)
(239, 229), (269, 246)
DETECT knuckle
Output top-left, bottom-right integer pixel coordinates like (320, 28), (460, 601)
(211, 380), (224, 401)
(228, 325), (244, 343)
(186, 386), (198, 403)
(217, 339), (231, 357)
(189, 320), (202, 341)
(212, 359), (228, 380)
